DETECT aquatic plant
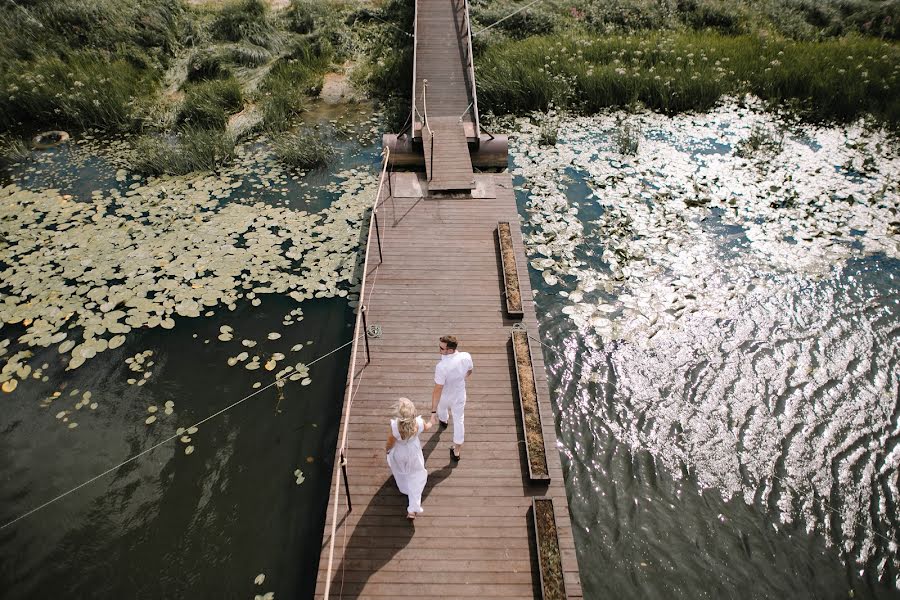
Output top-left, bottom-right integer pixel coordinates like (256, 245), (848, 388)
(477, 31), (900, 126)
(735, 122), (784, 159)
(613, 116), (641, 155)
(177, 78), (244, 130)
(131, 128), (236, 175)
(0, 136), (30, 164)
(272, 128), (338, 169)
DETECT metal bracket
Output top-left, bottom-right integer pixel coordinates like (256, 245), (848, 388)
(366, 324), (383, 338)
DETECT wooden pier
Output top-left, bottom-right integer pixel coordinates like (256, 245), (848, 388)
(315, 0), (583, 597)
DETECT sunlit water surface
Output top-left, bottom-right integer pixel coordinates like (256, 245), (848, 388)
(509, 100), (900, 599)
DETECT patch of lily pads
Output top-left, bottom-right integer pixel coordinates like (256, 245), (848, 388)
(0, 163), (375, 394)
(511, 96), (899, 344)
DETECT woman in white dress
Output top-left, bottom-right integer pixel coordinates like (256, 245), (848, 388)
(385, 397), (433, 520)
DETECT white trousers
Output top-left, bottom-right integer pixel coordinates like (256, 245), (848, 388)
(436, 395), (465, 445)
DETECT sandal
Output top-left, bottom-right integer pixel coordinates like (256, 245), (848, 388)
(406, 512), (416, 521)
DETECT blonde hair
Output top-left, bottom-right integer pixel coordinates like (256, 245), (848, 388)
(393, 397), (419, 440)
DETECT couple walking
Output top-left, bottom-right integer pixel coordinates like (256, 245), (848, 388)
(385, 335), (474, 520)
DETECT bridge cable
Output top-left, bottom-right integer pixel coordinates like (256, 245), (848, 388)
(0, 337), (355, 531)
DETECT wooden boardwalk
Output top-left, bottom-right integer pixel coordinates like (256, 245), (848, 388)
(314, 173), (583, 599)
(423, 116), (476, 191)
(413, 0), (478, 140)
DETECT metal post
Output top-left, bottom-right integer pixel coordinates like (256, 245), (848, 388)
(361, 306), (371, 364)
(373, 211), (383, 265)
(340, 450), (352, 513)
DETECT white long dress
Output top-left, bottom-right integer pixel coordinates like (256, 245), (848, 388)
(386, 416), (428, 514)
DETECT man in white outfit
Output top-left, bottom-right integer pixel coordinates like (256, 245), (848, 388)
(430, 335), (473, 461)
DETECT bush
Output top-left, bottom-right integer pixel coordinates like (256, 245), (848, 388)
(677, 0), (746, 34)
(272, 128), (337, 169)
(131, 128), (236, 175)
(285, 0), (318, 34)
(583, 0), (677, 32)
(177, 78), (244, 130)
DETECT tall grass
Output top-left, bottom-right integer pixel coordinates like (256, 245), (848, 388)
(211, 0), (280, 50)
(0, 0), (184, 132)
(131, 128), (236, 175)
(258, 39), (333, 130)
(272, 128), (337, 169)
(477, 31), (900, 126)
(177, 78), (244, 130)
(0, 52), (154, 131)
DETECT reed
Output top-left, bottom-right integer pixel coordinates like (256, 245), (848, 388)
(131, 128), (236, 175)
(0, 51), (153, 131)
(271, 128), (337, 169)
(258, 42), (332, 130)
(477, 31), (900, 126)
(177, 78), (244, 130)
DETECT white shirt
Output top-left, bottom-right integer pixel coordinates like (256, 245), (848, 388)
(435, 351), (473, 404)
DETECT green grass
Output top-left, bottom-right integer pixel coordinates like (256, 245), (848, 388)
(0, 136), (31, 165)
(271, 127), (338, 169)
(211, 0), (280, 49)
(258, 39), (333, 130)
(177, 78), (244, 130)
(0, 0), (183, 132)
(477, 31), (900, 126)
(131, 128), (236, 175)
(0, 51), (155, 131)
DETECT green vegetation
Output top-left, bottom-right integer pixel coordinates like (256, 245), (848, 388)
(131, 128), (236, 175)
(272, 127), (338, 169)
(0, 0), (184, 132)
(177, 78), (244, 130)
(477, 31), (900, 126)
(258, 38), (334, 130)
(349, 0), (415, 130)
(210, 0), (281, 49)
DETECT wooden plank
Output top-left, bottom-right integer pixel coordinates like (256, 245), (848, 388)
(427, 116), (475, 191)
(315, 171), (584, 600)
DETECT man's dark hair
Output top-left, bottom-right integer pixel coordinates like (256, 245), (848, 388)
(440, 335), (458, 350)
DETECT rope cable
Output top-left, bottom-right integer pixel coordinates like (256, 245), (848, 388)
(0, 337), (355, 531)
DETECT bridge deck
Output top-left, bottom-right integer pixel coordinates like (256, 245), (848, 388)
(413, 0), (478, 140)
(314, 174), (583, 599)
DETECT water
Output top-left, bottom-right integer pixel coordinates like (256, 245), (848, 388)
(3, 98), (899, 599)
(0, 105), (383, 598)
(510, 99), (900, 599)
